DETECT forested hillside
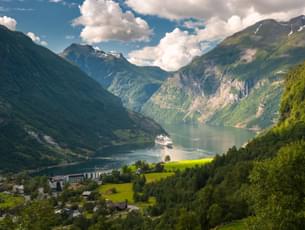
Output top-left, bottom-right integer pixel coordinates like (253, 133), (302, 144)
(0, 26), (164, 171)
(126, 62), (305, 229)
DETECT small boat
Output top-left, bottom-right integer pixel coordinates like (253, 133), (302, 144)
(155, 135), (173, 148)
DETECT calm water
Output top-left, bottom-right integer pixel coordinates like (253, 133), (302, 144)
(39, 124), (256, 176)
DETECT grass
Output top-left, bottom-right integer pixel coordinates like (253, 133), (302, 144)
(164, 158), (213, 171)
(144, 172), (174, 183)
(129, 158), (214, 172)
(99, 183), (156, 209)
(216, 220), (247, 230)
(100, 183), (134, 203)
(0, 193), (24, 210)
(99, 172), (175, 209)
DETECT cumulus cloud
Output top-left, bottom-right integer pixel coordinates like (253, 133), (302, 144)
(126, 0), (305, 20)
(27, 32), (48, 46)
(73, 0), (152, 44)
(126, 0), (229, 20)
(0, 16), (17, 30)
(127, 0), (305, 70)
(129, 28), (203, 71)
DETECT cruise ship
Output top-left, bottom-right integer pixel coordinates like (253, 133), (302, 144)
(155, 135), (173, 148)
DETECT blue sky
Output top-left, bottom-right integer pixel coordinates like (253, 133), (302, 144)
(0, 0), (304, 71)
(0, 0), (177, 54)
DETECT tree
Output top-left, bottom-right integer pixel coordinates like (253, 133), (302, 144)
(154, 163), (164, 172)
(19, 200), (59, 230)
(164, 155), (171, 162)
(207, 204), (223, 227)
(0, 216), (16, 230)
(175, 208), (200, 230)
(248, 141), (305, 230)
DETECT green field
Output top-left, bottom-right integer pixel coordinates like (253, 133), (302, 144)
(99, 183), (134, 203)
(99, 182), (156, 209)
(99, 172), (175, 208)
(144, 172), (174, 183)
(216, 220), (247, 230)
(164, 158), (213, 171)
(129, 157), (214, 172)
(0, 193), (24, 210)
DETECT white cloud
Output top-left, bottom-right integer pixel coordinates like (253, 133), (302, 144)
(27, 32), (48, 46)
(127, 1), (305, 71)
(73, 0), (152, 44)
(0, 16), (16, 30)
(129, 28), (203, 71)
(126, 0), (305, 21)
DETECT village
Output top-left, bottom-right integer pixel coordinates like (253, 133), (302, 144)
(0, 168), (139, 223)
(0, 158), (212, 229)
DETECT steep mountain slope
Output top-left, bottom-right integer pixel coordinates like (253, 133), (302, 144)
(60, 44), (169, 112)
(0, 26), (164, 171)
(143, 16), (305, 130)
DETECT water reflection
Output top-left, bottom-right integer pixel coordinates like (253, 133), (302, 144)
(38, 124), (256, 176)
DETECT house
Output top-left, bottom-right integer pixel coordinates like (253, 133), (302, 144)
(84, 171), (103, 181)
(12, 185), (24, 195)
(128, 205), (140, 212)
(136, 168), (143, 175)
(93, 206), (99, 213)
(72, 210), (81, 218)
(67, 174), (85, 184)
(106, 200), (128, 211)
(54, 209), (63, 215)
(49, 176), (65, 192)
(82, 191), (92, 199)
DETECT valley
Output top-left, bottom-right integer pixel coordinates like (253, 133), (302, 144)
(0, 3), (304, 228)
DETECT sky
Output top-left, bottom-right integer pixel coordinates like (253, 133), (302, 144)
(1, 0), (305, 71)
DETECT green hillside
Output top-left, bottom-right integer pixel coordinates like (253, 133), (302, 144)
(0, 26), (164, 171)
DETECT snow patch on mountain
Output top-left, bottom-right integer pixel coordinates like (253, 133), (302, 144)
(254, 24), (262, 34)
(298, 25), (305, 32)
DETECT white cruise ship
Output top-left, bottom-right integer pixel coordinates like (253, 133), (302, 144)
(155, 135), (173, 148)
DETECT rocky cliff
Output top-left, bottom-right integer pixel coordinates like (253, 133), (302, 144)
(143, 16), (305, 130)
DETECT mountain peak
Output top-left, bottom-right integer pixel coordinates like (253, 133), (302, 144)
(62, 43), (126, 61)
(63, 43), (95, 54)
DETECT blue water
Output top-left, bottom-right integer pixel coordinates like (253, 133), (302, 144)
(38, 124), (255, 176)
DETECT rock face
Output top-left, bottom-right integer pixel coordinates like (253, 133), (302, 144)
(143, 16), (305, 130)
(0, 26), (164, 171)
(61, 44), (169, 112)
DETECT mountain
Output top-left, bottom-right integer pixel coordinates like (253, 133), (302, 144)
(0, 26), (164, 171)
(143, 15), (305, 130)
(60, 44), (169, 112)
